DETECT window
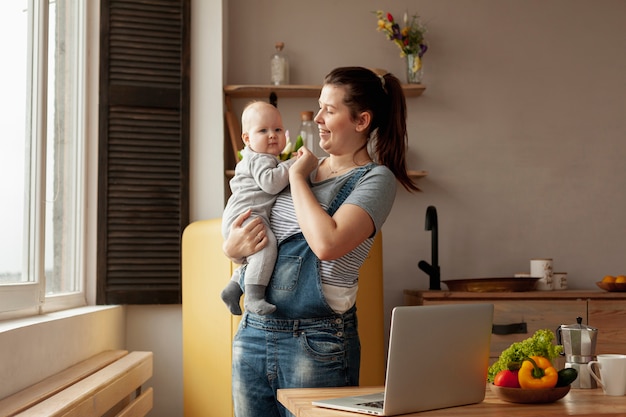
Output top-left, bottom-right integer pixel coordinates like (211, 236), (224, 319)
(0, 0), (86, 315)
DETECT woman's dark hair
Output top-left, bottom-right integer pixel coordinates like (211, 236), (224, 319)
(323, 67), (419, 192)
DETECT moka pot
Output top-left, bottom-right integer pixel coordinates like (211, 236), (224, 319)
(557, 317), (598, 389)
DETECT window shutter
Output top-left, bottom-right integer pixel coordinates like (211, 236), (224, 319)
(97, 0), (190, 304)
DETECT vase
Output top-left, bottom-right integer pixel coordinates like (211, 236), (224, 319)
(406, 53), (423, 84)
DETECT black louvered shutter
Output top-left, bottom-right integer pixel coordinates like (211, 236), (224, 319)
(97, 0), (190, 304)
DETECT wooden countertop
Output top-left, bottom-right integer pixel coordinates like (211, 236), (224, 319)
(277, 385), (626, 416)
(404, 289), (626, 301)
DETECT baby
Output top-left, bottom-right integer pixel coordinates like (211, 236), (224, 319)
(221, 101), (294, 315)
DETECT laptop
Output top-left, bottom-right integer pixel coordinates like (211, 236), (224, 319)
(312, 303), (494, 416)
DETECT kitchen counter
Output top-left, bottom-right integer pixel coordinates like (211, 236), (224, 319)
(278, 385), (626, 416)
(403, 289), (626, 360)
(404, 289), (626, 302)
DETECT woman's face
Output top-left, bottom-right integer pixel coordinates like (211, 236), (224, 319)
(315, 85), (368, 156)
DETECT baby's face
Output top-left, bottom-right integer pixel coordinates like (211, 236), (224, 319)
(244, 105), (286, 156)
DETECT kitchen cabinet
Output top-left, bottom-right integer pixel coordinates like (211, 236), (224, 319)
(404, 290), (626, 363)
(588, 299), (626, 354)
(223, 84), (428, 179)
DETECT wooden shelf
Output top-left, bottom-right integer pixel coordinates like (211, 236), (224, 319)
(224, 85), (321, 98)
(226, 169), (427, 179)
(223, 83), (425, 99)
(401, 84), (426, 97)
(407, 170), (428, 178)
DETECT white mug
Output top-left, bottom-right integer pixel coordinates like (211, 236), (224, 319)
(530, 258), (553, 291)
(552, 272), (568, 290)
(587, 354), (626, 396)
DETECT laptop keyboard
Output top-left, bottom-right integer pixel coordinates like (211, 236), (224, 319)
(357, 400), (384, 409)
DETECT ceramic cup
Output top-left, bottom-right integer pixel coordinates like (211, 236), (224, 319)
(552, 272), (568, 290)
(587, 354), (626, 396)
(530, 258), (553, 291)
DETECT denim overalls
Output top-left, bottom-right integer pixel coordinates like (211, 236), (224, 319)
(232, 167), (371, 417)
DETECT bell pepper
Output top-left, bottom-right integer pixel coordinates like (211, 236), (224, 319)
(518, 356), (558, 389)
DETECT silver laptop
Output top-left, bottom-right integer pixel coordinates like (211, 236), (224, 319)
(312, 303), (494, 416)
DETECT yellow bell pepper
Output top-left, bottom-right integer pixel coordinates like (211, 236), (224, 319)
(518, 356), (558, 389)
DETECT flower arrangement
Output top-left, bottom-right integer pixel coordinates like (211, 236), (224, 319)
(374, 10), (428, 59)
(278, 131), (303, 161)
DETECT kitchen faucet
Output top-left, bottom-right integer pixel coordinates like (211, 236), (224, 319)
(418, 205), (441, 290)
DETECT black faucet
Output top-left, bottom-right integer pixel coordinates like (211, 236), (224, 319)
(418, 205), (441, 290)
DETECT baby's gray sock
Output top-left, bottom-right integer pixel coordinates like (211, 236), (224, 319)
(244, 284), (276, 315)
(221, 281), (243, 315)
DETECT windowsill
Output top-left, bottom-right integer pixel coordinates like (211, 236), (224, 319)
(0, 305), (121, 333)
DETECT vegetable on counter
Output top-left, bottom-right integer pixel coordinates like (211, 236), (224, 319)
(493, 366), (521, 388)
(487, 329), (563, 383)
(518, 356), (558, 389)
(556, 368), (578, 387)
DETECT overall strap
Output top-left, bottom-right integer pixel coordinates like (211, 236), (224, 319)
(326, 165), (373, 216)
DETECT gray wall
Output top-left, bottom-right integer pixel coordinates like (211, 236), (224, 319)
(221, 0), (626, 311)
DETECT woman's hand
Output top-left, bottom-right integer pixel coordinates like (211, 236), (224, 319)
(289, 146), (318, 181)
(288, 147), (375, 261)
(222, 209), (267, 264)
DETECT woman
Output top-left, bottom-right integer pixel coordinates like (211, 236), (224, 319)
(223, 67), (419, 417)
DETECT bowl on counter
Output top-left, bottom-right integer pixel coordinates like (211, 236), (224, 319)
(442, 277), (539, 292)
(596, 281), (626, 292)
(490, 384), (571, 404)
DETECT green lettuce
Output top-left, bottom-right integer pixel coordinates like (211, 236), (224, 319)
(487, 329), (563, 382)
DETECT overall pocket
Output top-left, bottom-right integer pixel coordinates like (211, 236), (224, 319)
(299, 328), (346, 360)
(270, 254), (301, 291)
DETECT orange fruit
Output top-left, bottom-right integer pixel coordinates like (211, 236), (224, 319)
(602, 275), (616, 283)
(615, 275), (626, 283)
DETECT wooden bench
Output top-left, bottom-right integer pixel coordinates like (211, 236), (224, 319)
(0, 350), (153, 417)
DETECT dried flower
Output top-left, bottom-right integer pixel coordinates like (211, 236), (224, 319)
(374, 10), (428, 58)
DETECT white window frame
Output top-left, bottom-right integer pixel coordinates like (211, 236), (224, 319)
(0, 0), (87, 319)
